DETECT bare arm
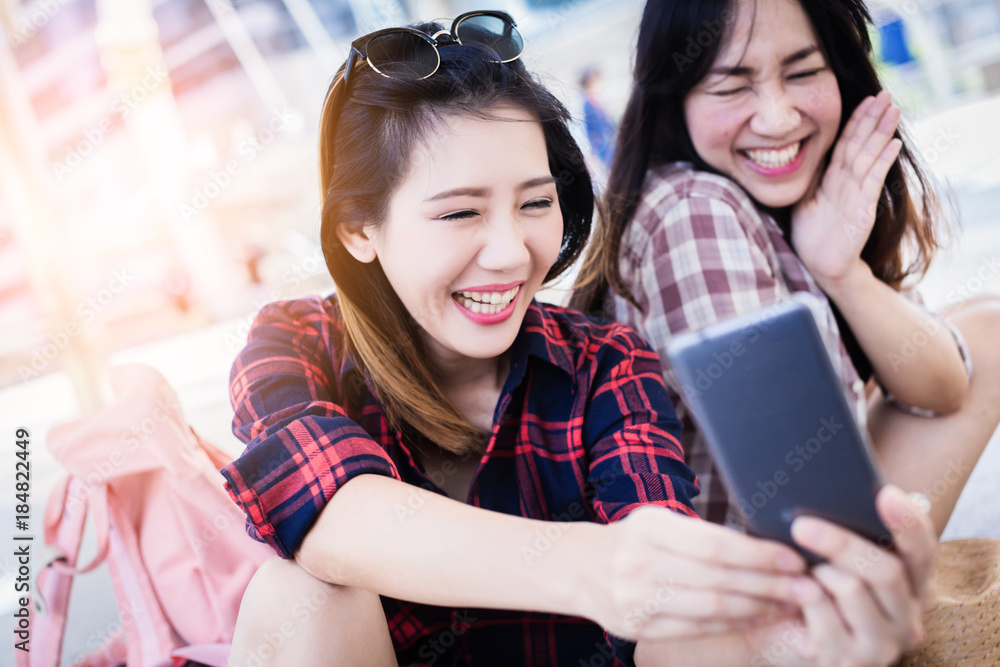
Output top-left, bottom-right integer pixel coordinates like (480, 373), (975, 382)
(296, 474), (597, 616)
(297, 475), (808, 644)
(819, 264), (967, 413)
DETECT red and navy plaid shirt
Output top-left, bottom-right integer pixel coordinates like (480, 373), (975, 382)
(221, 295), (699, 667)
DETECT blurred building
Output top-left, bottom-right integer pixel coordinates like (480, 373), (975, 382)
(5, 0), (998, 405)
(872, 0), (1000, 110)
(0, 0), (377, 397)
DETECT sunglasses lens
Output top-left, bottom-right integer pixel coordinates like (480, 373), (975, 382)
(455, 15), (524, 62)
(366, 32), (439, 79)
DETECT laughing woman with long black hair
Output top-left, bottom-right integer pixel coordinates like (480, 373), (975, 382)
(574, 1), (1000, 663)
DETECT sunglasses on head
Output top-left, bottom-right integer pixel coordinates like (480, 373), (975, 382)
(342, 10), (524, 85)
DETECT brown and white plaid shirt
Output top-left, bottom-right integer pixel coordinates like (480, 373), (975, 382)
(612, 162), (970, 525)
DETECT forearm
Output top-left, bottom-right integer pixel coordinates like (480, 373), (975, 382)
(296, 474), (602, 618)
(819, 263), (968, 413)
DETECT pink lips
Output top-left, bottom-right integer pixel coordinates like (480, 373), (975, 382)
(741, 137), (809, 177)
(451, 281), (523, 325)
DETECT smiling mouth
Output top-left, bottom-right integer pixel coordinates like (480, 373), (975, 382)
(451, 284), (520, 315)
(741, 140), (804, 169)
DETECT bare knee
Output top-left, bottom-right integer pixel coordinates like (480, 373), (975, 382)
(240, 556), (331, 613)
(230, 556), (392, 666)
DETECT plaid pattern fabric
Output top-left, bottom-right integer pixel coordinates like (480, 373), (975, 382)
(612, 163), (869, 526)
(221, 295), (699, 666)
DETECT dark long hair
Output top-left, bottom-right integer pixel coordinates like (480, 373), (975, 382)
(573, 0), (944, 315)
(320, 24), (594, 454)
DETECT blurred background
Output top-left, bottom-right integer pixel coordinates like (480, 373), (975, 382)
(2, 0), (1000, 663)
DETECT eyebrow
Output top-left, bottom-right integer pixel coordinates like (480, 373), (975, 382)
(710, 46), (821, 78)
(425, 175), (558, 202)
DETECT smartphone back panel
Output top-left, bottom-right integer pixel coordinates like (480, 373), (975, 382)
(665, 298), (891, 557)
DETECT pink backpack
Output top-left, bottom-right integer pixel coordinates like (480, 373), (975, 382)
(18, 364), (272, 667)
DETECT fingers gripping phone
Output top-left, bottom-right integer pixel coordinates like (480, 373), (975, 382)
(665, 296), (892, 562)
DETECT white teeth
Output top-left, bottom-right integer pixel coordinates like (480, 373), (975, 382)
(453, 284), (520, 314)
(744, 141), (802, 169)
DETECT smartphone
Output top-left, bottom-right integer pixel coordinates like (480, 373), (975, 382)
(665, 296), (891, 562)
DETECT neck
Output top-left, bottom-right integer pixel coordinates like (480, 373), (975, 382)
(424, 339), (508, 393)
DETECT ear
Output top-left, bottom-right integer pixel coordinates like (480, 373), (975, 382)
(337, 223), (377, 263)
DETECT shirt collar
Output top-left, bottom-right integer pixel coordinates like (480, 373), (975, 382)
(504, 300), (576, 391)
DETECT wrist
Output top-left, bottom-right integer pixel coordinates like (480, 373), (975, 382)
(813, 260), (875, 302)
(544, 520), (609, 621)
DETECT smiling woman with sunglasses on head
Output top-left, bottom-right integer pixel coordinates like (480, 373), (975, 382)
(219, 12), (848, 667)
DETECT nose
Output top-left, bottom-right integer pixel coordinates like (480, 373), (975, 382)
(748, 85), (801, 137)
(477, 214), (530, 273)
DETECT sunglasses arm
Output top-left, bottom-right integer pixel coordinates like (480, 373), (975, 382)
(344, 46), (363, 85)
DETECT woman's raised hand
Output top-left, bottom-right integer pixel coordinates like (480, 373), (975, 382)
(791, 91), (902, 291)
(585, 505), (807, 641)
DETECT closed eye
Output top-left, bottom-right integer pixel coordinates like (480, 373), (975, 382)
(522, 198), (553, 210)
(789, 68), (824, 80)
(711, 86), (750, 97)
(438, 209), (479, 221)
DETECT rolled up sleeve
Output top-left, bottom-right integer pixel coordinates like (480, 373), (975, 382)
(220, 300), (401, 559)
(583, 325), (700, 524)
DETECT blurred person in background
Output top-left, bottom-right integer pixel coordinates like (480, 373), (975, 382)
(581, 65), (617, 170)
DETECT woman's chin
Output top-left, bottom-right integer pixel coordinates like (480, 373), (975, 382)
(742, 181), (810, 210)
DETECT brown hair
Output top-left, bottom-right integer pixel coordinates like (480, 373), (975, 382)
(319, 24), (594, 454)
(572, 0), (946, 317)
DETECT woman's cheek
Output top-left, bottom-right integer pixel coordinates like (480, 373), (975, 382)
(687, 98), (742, 161)
(803, 78), (842, 141)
